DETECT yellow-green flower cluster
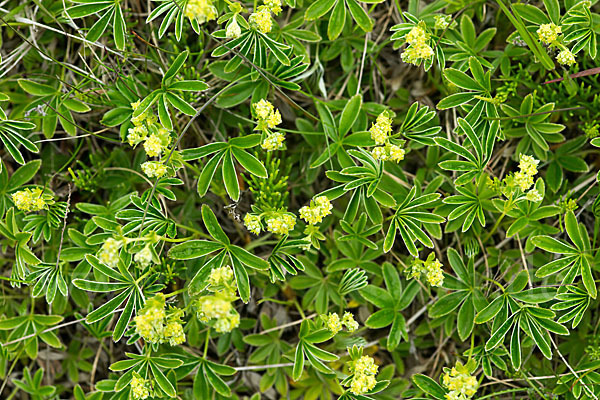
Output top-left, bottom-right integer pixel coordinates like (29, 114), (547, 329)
(141, 161), (167, 178)
(515, 154), (539, 192)
(127, 101), (172, 160)
(369, 112), (393, 145)
(244, 213), (262, 235)
(299, 196), (333, 225)
(261, 131), (285, 151)
(131, 373), (152, 400)
(99, 237), (123, 268)
(253, 99), (285, 151)
(11, 188), (45, 212)
(184, 0), (217, 24)
(254, 99), (282, 130)
(134, 294), (167, 344)
(557, 49), (576, 66)
(196, 266), (240, 333)
(442, 362), (478, 400)
(537, 23), (561, 45)
(434, 15), (451, 30)
(249, 6), (272, 34)
(371, 144), (405, 163)
(266, 213), (296, 235)
(409, 253), (444, 287)
(208, 265), (234, 288)
(264, 0), (282, 15)
(401, 25), (434, 65)
(134, 245), (154, 267)
(324, 311), (359, 334)
(348, 355), (379, 395)
(369, 112), (406, 162)
(134, 294), (186, 345)
(526, 189), (543, 202)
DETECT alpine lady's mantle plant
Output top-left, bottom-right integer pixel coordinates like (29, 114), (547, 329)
(1, 0), (600, 399)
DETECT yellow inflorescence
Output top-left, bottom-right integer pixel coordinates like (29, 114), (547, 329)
(325, 312), (343, 334)
(184, 0), (217, 24)
(143, 134), (163, 157)
(299, 196), (332, 225)
(134, 294), (186, 345)
(369, 112), (393, 145)
(266, 213), (296, 235)
(134, 245), (153, 267)
(537, 23), (561, 45)
(442, 363), (478, 400)
(141, 161), (167, 178)
(348, 355), (379, 395)
(261, 131), (285, 151)
(11, 188), (46, 212)
(401, 25), (434, 65)
(557, 49), (576, 66)
(409, 253), (444, 287)
(196, 291), (240, 333)
(131, 374), (152, 400)
(254, 99), (274, 120)
(208, 265), (234, 288)
(99, 237), (123, 268)
(264, 0), (282, 15)
(515, 154), (540, 195)
(244, 213), (262, 235)
(372, 144), (405, 163)
(249, 6), (272, 34)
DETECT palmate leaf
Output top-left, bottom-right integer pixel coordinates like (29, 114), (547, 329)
(292, 320), (338, 380)
(72, 254), (162, 341)
(168, 205), (268, 302)
(384, 186), (444, 256)
(66, 0), (127, 50)
(531, 211), (596, 298)
(182, 134), (266, 201)
(0, 116), (38, 165)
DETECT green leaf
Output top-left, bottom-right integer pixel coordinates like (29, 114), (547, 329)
(18, 79), (56, 96)
(412, 374), (446, 399)
(345, 0), (373, 32)
(339, 94), (362, 136)
(168, 240), (224, 260)
(201, 204), (230, 244)
(231, 147), (267, 177)
(305, 0), (337, 20)
(163, 50), (189, 84)
(328, 0), (346, 40)
(222, 150), (240, 201)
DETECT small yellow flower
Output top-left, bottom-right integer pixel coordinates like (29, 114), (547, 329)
(264, 0), (282, 15)
(11, 188), (45, 212)
(299, 196), (332, 225)
(342, 312), (359, 332)
(261, 131), (285, 151)
(518, 154), (539, 176)
(371, 146), (389, 160)
(424, 258), (444, 287)
(134, 245), (153, 267)
(442, 362), (478, 400)
(143, 134), (163, 157)
(389, 145), (405, 162)
(514, 171), (534, 192)
(434, 15), (451, 30)
(253, 99), (274, 120)
(249, 6), (272, 34)
(406, 26), (428, 46)
(184, 0), (217, 24)
(325, 312), (343, 334)
(131, 374), (152, 400)
(214, 312), (240, 333)
(369, 112), (393, 145)
(266, 213), (296, 235)
(209, 265), (234, 288)
(99, 238), (123, 268)
(557, 49), (576, 66)
(537, 23), (561, 45)
(267, 109), (282, 128)
(141, 161), (167, 178)
(526, 189), (543, 202)
(163, 321), (186, 345)
(244, 213), (262, 234)
(127, 125), (147, 146)
(348, 355), (378, 395)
